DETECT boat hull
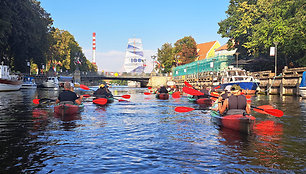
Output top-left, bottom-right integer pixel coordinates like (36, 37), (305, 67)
(299, 87), (306, 98)
(0, 78), (22, 91)
(210, 110), (256, 134)
(54, 103), (84, 116)
(156, 93), (169, 100)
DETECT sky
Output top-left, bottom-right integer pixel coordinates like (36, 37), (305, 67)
(39, 0), (230, 72)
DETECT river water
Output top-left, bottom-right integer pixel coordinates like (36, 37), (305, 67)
(0, 87), (305, 173)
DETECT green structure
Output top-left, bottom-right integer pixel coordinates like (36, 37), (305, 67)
(172, 55), (235, 77)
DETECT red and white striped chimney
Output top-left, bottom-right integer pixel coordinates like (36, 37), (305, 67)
(92, 32), (96, 64)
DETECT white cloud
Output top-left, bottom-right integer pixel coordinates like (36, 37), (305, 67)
(83, 49), (157, 73)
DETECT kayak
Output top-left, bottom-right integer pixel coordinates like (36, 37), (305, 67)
(188, 96), (212, 106)
(197, 98), (212, 105)
(155, 93), (169, 100)
(54, 102), (84, 116)
(210, 110), (256, 134)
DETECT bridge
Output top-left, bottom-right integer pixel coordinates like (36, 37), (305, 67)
(79, 72), (152, 87)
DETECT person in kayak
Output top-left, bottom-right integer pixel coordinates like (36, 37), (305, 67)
(157, 85), (168, 94)
(94, 84), (113, 98)
(56, 82), (83, 105)
(218, 85), (251, 115)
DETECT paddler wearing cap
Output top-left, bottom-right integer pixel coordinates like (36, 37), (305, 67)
(94, 83), (113, 98)
(218, 85), (251, 116)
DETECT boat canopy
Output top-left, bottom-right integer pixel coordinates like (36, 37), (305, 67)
(300, 71), (306, 87)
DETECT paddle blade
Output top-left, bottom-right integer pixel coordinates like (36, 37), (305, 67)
(184, 81), (193, 88)
(83, 94), (91, 98)
(182, 87), (204, 96)
(214, 86), (220, 89)
(80, 84), (90, 90)
(174, 107), (195, 112)
(264, 109), (284, 117)
(245, 95), (252, 99)
(172, 91), (181, 98)
(118, 99), (129, 102)
(33, 99), (40, 104)
(148, 87), (152, 89)
(121, 95), (131, 99)
(144, 92), (151, 95)
(93, 98), (107, 105)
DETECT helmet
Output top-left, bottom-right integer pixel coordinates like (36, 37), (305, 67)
(99, 84), (105, 88)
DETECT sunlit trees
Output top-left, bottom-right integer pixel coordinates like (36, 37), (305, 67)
(174, 36), (198, 65)
(157, 43), (174, 73)
(218, 0), (306, 70)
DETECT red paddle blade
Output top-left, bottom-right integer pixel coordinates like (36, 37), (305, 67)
(118, 99), (129, 102)
(214, 86), (220, 89)
(174, 107), (195, 112)
(33, 99), (40, 104)
(172, 91), (181, 98)
(210, 92), (219, 98)
(148, 87), (152, 89)
(245, 95), (252, 99)
(80, 84), (90, 90)
(247, 100), (251, 104)
(264, 109), (284, 117)
(144, 92), (151, 95)
(93, 98), (107, 105)
(184, 81), (193, 88)
(182, 87), (204, 96)
(83, 94), (91, 98)
(121, 95), (131, 99)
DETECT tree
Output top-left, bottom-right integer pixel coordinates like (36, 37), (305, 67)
(218, 0), (306, 70)
(0, 0), (53, 72)
(173, 36), (198, 65)
(157, 43), (174, 73)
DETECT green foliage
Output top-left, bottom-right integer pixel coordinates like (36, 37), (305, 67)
(218, 0), (305, 70)
(173, 36), (198, 65)
(0, 0), (53, 72)
(157, 43), (174, 73)
(0, 0), (96, 73)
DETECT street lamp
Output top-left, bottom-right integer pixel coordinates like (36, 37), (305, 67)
(26, 60), (30, 75)
(235, 52), (240, 68)
(273, 42), (279, 75)
(151, 55), (157, 72)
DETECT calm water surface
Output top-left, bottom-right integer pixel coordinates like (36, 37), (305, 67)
(0, 87), (305, 173)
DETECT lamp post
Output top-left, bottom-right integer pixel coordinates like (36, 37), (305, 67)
(235, 52), (240, 68)
(151, 55), (157, 73)
(26, 60), (30, 75)
(273, 42), (279, 76)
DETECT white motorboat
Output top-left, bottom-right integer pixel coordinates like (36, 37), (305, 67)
(299, 71), (306, 98)
(0, 63), (22, 91)
(21, 77), (37, 89)
(217, 66), (260, 95)
(42, 76), (59, 88)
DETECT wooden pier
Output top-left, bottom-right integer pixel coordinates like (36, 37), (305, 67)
(172, 66), (306, 96)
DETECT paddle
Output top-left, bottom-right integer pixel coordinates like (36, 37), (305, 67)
(172, 91), (181, 98)
(113, 95), (131, 99)
(80, 84), (91, 90)
(144, 92), (151, 95)
(33, 98), (56, 104)
(175, 106), (201, 112)
(251, 105), (283, 117)
(184, 81), (194, 88)
(92, 98), (108, 105)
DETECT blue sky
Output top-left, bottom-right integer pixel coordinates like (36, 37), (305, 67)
(39, 0), (230, 72)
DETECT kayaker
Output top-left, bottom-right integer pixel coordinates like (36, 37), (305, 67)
(218, 85), (251, 115)
(158, 85), (168, 94)
(56, 82), (83, 105)
(94, 84), (113, 98)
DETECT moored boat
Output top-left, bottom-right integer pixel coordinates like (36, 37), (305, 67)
(299, 71), (306, 98)
(42, 76), (59, 88)
(155, 93), (169, 100)
(218, 67), (259, 95)
(210, 110), (256, 134)
(54, 102), (84, 116)
(21, 77), (37, 89)
(0, 63), (22, 91)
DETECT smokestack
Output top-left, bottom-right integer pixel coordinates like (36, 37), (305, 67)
(92, 32), (96, 64)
